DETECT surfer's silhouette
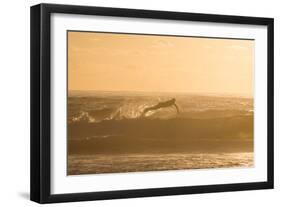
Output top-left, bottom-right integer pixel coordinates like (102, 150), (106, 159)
(141, 98), (179, 117)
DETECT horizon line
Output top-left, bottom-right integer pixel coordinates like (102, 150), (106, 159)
(68, 89), (253, 98)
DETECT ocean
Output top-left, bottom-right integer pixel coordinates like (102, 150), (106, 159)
(67, 91), (254, 175)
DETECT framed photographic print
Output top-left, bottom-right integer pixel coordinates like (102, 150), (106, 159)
(30, 3), (274, 203)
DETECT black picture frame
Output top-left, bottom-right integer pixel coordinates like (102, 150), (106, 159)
(30, 3), (274, 204)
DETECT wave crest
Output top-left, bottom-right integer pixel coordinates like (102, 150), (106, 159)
(69, 103), (179, 124)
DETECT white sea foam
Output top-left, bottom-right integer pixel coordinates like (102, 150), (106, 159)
(68, 152), (254, 175)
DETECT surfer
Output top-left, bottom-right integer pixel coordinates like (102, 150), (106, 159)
(141, 98), (179, 117)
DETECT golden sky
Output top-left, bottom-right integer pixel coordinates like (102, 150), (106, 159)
(68, 31), (254, 96)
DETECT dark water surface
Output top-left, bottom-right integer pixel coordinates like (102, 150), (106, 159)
(67, 91), (254, 175)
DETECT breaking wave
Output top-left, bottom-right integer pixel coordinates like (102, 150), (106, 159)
(68, 92), (253, 124)
(69, 103), (178, 123)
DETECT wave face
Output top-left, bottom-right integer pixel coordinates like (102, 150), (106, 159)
(68, 91), (253, 124)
